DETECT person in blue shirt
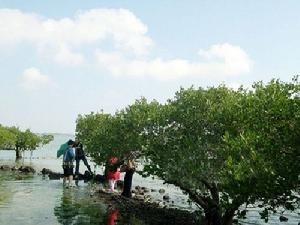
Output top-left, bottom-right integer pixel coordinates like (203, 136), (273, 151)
(62, 139), (75, 187)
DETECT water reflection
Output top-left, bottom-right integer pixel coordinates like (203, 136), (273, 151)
(107, 206), (119, 225)
(54, 188), (107, 225)
(0, 171), (33, 206)
(53, 187), (150, 225)
(54, 189), (78, 224)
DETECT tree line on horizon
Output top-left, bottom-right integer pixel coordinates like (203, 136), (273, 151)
(76, 78), (300, 225)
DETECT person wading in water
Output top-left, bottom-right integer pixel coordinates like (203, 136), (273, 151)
(62, 139), (75, 188)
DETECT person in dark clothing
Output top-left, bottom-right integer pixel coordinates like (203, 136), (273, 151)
(121, 152), (136, 198)
(74, 139), (93, 177)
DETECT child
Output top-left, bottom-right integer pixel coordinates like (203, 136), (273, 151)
(107, 156), (121, 192)
(62, 139), (75, 188)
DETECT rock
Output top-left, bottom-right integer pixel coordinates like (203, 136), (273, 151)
(163, 195), (170, 201)
(143, 187), (150, 193)
(279, 215), (288, 222)
(92, 187), (199, 225)
(135, 195), (144, 200)
(158, 188), (165, 194)
(41, 168), (53, 175)
(0, 165), (11, 171)
(158, 201), (164, 207)
(151, 189), (157, 192)
(144, 195), (152, 202)
(11, 166), (18, 171)
(135, 185), (142, 191)
(18, 166), (35, 173)
(48, 172), (62, 180)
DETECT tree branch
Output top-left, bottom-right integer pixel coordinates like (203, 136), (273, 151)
(167, 179), (208, 210)
(201, 179), (219, 204)
(222, 198), (244, 225)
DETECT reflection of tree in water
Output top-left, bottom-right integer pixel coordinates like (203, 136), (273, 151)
(0, 171), (33, 205)
(54, 189), (151, 225)
(54, 189), (78, 225)
(54, 189), (107, 225)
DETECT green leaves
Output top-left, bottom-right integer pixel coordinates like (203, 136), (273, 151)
(76, 98), (162, 165)
(76, 78), (300, 221)
(0, 125), (53, 152)
(0, 125), (16, 148)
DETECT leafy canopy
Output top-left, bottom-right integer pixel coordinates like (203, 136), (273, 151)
(76, 79), (300, 224)
(0, 125), (54, 151)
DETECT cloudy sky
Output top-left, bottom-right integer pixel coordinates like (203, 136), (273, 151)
(0, 0), (299, 133)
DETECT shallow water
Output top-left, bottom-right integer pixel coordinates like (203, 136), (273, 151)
(0, 134), (299, 225)
(0, 171), (114, 225)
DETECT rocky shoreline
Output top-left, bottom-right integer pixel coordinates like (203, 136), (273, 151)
(0, 164), (202, 225)
(94, 190), (200, 225)
(0, 164), (36, 173)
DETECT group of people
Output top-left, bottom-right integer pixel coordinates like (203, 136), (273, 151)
(106, 152), (136, 197)
(62, 139), (92, 187)
(61, 139), (136, 198)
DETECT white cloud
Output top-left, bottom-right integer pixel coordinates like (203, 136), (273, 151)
(53, 45), (84, 65)
(0, 8), (253, 80)
(0, 8), (153, 65)
(95, 43), (253, 80)
(198, 43), (252, 75)
(20, 67), (54, 90)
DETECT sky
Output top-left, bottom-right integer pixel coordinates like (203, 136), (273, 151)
(0, 0), (300, 134)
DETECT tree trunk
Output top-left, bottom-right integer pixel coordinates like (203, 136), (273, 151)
(221, 199), (242, 225)
(16, 147), (22, 160)
(204, 207), (236, 225)
(204, 203), (222, 225)
(221, 210), (235, 225)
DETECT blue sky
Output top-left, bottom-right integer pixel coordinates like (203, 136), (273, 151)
(0, 0), (299, 133)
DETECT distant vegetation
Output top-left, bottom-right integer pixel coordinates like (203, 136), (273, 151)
(76, 78), (300, 225)
(0, 125), (54, 160)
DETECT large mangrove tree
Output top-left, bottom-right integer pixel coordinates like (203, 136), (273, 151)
(76, 79), (300, 225)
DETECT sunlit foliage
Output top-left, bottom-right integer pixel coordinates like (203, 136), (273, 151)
(76, 78), (300, 225)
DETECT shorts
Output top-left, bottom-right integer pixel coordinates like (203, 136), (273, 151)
(63, 167), (73, 176)
(63, 163), (74, 176)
